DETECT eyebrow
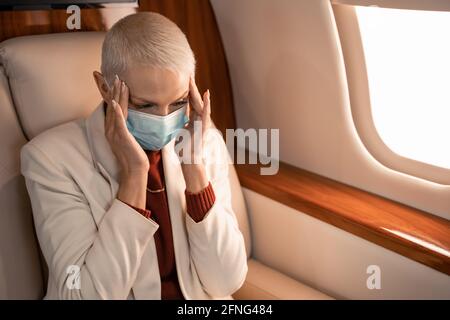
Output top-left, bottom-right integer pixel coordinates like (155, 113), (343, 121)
(130, 89), (189, 105)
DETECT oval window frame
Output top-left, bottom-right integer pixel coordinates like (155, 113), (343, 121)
(332, 3), (450, 185)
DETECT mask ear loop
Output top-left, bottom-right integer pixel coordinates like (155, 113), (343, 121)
(183, 104), (190, 128)
(186, 101), (191, 122)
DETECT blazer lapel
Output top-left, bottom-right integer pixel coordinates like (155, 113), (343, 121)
(85, 102), (120, 180)
(162, 138), (188, 237)
(162, 138), (192, 298)
(85, 102), (121, 226)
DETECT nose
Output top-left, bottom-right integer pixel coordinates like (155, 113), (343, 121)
(152, 105), (170, 117)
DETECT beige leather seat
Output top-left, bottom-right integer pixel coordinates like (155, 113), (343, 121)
(0, 32), (332, 300)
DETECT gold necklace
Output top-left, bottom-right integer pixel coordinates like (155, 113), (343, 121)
(147, 186), (165, 193)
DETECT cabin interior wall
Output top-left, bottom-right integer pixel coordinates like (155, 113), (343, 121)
(210, 0), (450, 299)
(210, 0), (450, 220)
(243, 188), (450, 299)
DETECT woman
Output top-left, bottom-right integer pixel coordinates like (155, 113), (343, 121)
(20, 12), (247, 300)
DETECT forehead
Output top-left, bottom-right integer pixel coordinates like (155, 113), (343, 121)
(121, 65), (189, 103)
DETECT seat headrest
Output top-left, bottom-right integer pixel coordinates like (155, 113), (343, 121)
(0, 32), (105, 139)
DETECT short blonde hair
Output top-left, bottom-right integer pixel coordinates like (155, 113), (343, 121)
(101, 12), (196, 84)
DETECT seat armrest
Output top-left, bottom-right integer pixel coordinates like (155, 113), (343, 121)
(233, 259), (334, 300)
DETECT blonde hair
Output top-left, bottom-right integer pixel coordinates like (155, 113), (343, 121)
(101, 12), (196, 84)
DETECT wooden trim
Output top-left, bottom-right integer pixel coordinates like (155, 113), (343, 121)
(235, 160), (450, 275)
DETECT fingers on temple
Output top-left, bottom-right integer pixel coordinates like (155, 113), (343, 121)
(202, 90), (210, 123)
(189, 75), (204, 114)
(105, 100), (115, 138)
(119, 81), (129, 117)
(113, 74), (121, 103)
(112, 99), (127, 134)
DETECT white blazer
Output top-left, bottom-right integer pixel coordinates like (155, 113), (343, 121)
(20, 102), (248, 300)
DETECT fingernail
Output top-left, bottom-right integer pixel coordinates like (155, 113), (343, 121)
(121, 81), (125, 92)
(111, 99), (117, 108)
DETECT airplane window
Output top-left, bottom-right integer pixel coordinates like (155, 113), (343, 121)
(355, 6), (450, 170)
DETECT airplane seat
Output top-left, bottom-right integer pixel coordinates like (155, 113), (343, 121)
(0, 64), (45, 299)
(0, 31), (331, 300)
(0, 32), (106, 299)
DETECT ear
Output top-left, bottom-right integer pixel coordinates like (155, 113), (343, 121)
(93, 71), (110, 102)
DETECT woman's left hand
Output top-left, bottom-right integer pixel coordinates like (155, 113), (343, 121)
(176, 75), (211, 193)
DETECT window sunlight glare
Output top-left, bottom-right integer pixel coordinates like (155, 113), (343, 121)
(356, 6), (450, 170)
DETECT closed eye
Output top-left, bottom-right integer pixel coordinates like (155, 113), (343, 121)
(129, 99), (188, 110)
(173, 99), (188, 107)
(135, 103), (155, 110)
(128, 99), (156, 110)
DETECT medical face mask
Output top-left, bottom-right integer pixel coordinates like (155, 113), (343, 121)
(126, 105), (189, 151)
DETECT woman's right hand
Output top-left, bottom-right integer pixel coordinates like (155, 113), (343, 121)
(105, 75), (149, 208)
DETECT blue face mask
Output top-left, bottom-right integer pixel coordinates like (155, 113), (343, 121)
(126, 105), (189, 151)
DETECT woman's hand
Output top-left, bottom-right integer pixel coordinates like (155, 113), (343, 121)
(105, 75), (149, 208)
(177, 75), (211, 193)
